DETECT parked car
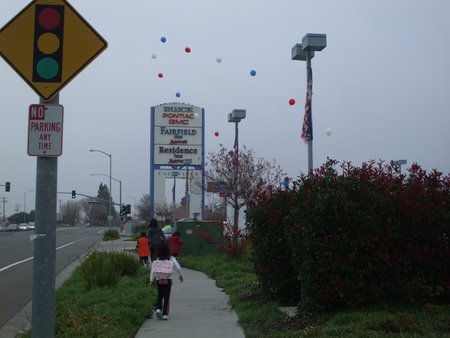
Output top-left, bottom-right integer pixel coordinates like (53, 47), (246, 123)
(28, 222), (35, 230)
(0, 225), (7, 232)
(19, 223), (29, 231)
(6, 224), (20, 232)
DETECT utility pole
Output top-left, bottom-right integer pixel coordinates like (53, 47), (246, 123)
(1, 196), (8, 223)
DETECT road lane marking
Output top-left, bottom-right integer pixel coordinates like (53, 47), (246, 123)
(0, 237), (90, 273)
(0, 257), (34, 272)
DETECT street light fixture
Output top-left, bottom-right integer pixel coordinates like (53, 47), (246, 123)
(392, 159), (407, 174)
(292, 33), (327, 173)
(89, 149), (112, 228)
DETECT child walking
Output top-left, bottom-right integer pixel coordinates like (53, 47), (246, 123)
(149, 241), (183, 320)
(136, 232), (151, 268)
(166, 230), (187, 257)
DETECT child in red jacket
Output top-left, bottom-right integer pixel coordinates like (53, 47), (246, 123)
(136, 232), (151, 267)
(166, 231), (186, 257)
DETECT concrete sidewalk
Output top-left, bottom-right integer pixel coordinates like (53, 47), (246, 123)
(135, 268), (245, 338)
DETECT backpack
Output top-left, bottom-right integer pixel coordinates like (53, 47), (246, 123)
(152, 260), (174, 279)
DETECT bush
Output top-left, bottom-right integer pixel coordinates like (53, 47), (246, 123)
(80, 251), (141, 289)
(288, 160), (450, 310)
(103, 229), (120, 241)
(247, 159), (450, 311)
(220, 222), (251, 257)
(246, 185), (300, 304)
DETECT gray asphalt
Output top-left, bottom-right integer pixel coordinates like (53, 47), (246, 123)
(0, 238), (246, 338)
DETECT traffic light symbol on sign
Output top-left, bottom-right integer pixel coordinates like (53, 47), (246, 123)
(71, 190), (76, 199)
(5, 182), (11, 192)
(33, 4), (64, 83)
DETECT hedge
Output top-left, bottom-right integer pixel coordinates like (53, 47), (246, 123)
(247, 159), (450, 310)
(246, 186), (300, 304)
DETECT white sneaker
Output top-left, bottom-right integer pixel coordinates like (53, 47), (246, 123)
(162, 315), (168, 320)
(155, 309), (162, 319)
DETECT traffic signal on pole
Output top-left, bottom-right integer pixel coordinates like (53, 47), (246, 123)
(5, 182), (10, 192)
(33, 4), (64, 83)
(71, 190), (76, 199)
(120, 205), (126, 216)
(125, 204), (131, 215)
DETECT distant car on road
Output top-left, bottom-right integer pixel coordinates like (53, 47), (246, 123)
(19, 223), (29, 231)
(28, 222), (35, 230)
(6, 224), (20, 232)
(0, 225), (7, 232)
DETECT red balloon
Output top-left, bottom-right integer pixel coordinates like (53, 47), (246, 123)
(214, 131), (219, 137)
(158, 73), (164, 78)
(185, 47), (191, 53)
(289, 99), (296, 105)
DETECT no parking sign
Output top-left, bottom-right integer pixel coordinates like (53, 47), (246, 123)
(27, 104), (64, 156)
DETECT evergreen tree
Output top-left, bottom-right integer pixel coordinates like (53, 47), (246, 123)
(96, 183), (116, 220)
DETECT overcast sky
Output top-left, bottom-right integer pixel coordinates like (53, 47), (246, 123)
(1, 0), (449, 219)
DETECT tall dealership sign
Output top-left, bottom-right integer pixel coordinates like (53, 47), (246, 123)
(150, 103), (205, 220)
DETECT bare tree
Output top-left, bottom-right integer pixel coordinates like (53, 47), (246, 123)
(79, 198), (93, 224)
(60, 200), (81, 226)
(136, 194), (151, 225)
(79, 198), (106, 226)
(153, 201), (171, 222)
(205, 144), (285, 251)
(91, 204), (107, 225)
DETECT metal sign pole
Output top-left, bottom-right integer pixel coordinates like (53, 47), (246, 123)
(31, 94), (59, 338)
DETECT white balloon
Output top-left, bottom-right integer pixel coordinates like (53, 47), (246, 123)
(325, 128), (332, 136)
(151, 54), (157, 59)
(216, 57), (222, 63)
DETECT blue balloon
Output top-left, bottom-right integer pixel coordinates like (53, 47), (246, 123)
(250, 69), (256, 76)
(160, 36), (166, 43)
(176, 92), (181, 97)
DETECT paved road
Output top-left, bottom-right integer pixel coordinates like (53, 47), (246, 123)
(0, 226), (104, 329)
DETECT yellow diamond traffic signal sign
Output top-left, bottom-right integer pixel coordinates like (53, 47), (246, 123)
(0, 0), (107, 101)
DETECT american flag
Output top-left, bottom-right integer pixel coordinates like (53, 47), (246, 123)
(301, 67), (313, 143)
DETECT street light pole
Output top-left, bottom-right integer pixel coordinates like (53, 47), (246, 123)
(89, 149), (112, 229)
(305, 52), (313, 172)
(292, 33), (327, 173)
(171, 171), (179, 227)
(227, 109), (246, 232)
(183, 159), (192, 219)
